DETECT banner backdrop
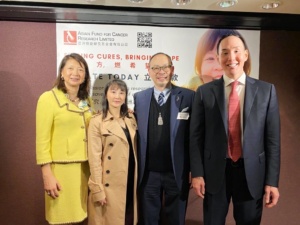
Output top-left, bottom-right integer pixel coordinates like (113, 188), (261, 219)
(56, 24), (260, 110)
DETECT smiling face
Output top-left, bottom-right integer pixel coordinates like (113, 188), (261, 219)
(106, 84), (126, 109)
(217, 35), (249, 80)
(148, 53), (174, 91)
(61, 58), (85, 89)
(200, 45), (223, 83)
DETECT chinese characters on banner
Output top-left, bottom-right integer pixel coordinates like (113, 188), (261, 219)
(57, 24), (260, 110)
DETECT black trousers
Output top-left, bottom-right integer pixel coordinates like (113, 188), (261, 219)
(139, 170), (188, 225)
(203, 159), (263, 225)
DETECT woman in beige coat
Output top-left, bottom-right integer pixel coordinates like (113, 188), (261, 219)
(88, 79), (138, 225)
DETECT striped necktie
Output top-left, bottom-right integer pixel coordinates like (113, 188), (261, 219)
(158, 92), (164, 106)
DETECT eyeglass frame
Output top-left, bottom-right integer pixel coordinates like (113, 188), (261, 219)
(150, 65), (173, 73)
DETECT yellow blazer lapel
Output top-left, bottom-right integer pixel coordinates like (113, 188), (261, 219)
(52, 88), (91, 113)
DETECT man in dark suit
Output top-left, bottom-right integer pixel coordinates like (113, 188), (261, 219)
(134, 52), (194, 225)
(190, 34), (280, 225)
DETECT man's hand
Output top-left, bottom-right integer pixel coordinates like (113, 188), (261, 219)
(264, 185), (280, 208)
(192, 177), (205, 199)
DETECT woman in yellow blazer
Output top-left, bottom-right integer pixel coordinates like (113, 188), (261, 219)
(88, 79), (138, 225)
(36, 53), (94, 225)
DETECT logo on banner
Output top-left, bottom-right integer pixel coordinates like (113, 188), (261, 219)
(64, 31), (77, 45)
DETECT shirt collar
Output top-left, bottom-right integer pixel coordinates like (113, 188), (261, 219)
(153, 85), (172, 96)
(223, 73), (246, 87)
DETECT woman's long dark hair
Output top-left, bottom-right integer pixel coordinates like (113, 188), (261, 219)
(102, 79), (129, 119)
(53, 53), (91, 100)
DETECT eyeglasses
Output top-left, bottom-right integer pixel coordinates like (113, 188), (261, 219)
(151, 65), (172, 73)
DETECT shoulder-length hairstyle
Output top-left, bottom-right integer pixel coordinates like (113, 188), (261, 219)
(195, 29), (251, 77)
(102, 79), (129, 119)
(53, 53), (91, 100)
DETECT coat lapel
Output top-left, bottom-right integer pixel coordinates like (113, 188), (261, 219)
(212, 78), (228, 136)
(52, 88), (91, 113)
(170, 86), (182, 168)
(138, 88), (153, 143)
(124, 116), (137, 147)
(243, 76), (258, 130)
(103, 113), (128, 143)
(170, 85), (182, 139)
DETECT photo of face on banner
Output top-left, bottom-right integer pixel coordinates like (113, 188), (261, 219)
(186, 29), (252, 91)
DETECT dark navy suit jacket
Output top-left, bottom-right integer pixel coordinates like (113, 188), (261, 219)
(134, 85), (194, 190)
(190, 76), (280, 199)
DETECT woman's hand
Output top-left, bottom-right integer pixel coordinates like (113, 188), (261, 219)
(128, 108), (134, 114)
(41, 164), (62, 199)
(97, 198), (107, 206)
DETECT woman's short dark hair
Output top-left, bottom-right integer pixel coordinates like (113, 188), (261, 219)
(102, 79), (129, 119)
(54, 53), (91, 100)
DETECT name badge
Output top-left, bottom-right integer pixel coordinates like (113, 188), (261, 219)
(177, 112), (189, 120)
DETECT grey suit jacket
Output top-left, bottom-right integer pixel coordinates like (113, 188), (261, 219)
(190, 76), (280, 199)
(134, 85), (194, 189)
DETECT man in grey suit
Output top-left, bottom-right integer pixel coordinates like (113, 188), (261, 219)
(134, 52), (194, 225)
(190, 33), (280, 225)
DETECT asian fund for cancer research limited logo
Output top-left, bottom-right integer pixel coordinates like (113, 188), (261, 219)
(64, 31), (77, 45)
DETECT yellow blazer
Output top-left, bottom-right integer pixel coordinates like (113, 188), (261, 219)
(88, 111), (138, 225)
(36, 88), (94, 164)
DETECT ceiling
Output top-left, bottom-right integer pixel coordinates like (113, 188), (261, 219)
(3, 0), (300, 15)
(0, 0), (300, 30)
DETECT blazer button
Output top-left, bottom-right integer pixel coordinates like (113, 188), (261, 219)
(106, 170), (110, 174)
(81, 126), (85, 129)
(108, 156), (111, 160)
(105, 183), (109, 187)
(109, 143), (114, 147)
(79, 113), (83, 116)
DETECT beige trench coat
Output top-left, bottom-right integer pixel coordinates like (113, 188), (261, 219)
(87, 112), (138, 225)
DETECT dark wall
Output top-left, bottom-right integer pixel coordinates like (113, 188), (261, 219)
(0, 21), (299, 225)
(0, 21), (56, 225)
(258, 30), (300, 224)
